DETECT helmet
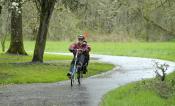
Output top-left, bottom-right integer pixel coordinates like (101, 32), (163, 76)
(78, 35), (85, 41)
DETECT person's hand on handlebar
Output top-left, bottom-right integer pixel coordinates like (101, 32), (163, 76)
(76, 49), (83, 54)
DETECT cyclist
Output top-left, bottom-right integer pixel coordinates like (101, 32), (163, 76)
(67, 35), (91, 78)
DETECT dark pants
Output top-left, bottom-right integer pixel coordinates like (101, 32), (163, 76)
(69, 54), (89, 73)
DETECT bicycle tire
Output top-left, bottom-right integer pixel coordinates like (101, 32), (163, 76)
(77, 71), (83, 85)
(71, 78), (73, 87)
(71, 75), (74, 87)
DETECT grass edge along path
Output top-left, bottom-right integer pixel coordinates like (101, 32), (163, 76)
(100, 68), (175, 106)
(0, 53), (115, 85)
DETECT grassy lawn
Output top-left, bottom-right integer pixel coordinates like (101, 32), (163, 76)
(91, 42), (175, 61)
(24, 41), (175, 61)
(1, 41), (175, 61)
(0, 53), (72, 63)
(0, 61), (114, 84)
(0, 53), (114, 84)
(0, 41), (116, 84)
(100, 73), (175, 106)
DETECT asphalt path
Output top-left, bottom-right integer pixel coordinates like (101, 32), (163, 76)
(0, 53), (175, 106)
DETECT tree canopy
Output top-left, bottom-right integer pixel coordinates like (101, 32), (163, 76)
(0, 0), (175, 42)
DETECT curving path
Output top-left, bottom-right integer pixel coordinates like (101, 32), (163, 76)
(0, 53), (175, 106)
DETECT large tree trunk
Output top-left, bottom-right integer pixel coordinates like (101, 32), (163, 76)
(6, 0), (27, 55)
(32, 0), (56, 63)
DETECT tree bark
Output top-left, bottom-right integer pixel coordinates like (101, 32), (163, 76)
(6, 0), (27, 55)
(32, 0), (56, 62)
(0, 5), (2, 14)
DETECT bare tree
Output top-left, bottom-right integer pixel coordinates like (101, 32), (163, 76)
(154, 61), (169, 81)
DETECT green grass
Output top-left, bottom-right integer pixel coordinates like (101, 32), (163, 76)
(19, 41), (175, 61)
(86, 62), (114, 77)
(100, 74), (175, 106)
(0, 61), (114, 84)
(0, 41), (116, 84)
(45, 41), (175, 61)
(0, 53), (114, 84)
(0, 53), (72, 63)
(1, 41), (175, 61)
(90, 42), (175, 61)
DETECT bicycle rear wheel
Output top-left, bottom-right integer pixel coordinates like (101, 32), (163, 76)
(71, 75), (74, 87)
(77, 71), (83, 85)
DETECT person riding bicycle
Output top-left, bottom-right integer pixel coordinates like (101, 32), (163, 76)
(67, 35), (91, 78)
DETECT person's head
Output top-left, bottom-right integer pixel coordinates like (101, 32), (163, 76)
(77, 35), (85, 44)
(83, 40), (87, 44)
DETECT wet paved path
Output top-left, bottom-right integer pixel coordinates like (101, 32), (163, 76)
(0, 53), (175, 106)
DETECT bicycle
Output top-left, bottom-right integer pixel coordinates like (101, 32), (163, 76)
(70, 49), (84, 87)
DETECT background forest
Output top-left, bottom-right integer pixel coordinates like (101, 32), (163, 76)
(1, 0), (175, 42)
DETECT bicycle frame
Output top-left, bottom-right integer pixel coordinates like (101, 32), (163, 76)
(71, 49), (82, 86)
(71, 50), (79, 77)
